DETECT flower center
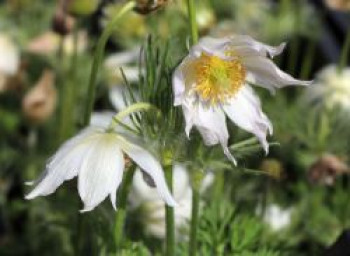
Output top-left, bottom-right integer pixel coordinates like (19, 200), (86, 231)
(193, 53), (246, 104)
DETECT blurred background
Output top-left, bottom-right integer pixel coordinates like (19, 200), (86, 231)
(1, 0), (350, 255)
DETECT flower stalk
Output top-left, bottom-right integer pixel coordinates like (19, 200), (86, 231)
(338, 28), (350, 74)
(58, 25), (79, 142)
(114, 165), (136, 250)
(189, 170), (203, 256)
(186, 0), (199, 45)
(185, 0), (201, 254)
(165, 165), (175, 256)
(83, 1), (136, 126)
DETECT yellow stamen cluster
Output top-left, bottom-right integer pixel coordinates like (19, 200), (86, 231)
(193, 53), (246, 105)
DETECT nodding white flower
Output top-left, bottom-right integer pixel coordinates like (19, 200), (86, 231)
(25, 126), (176, 212)
(173, 35), (311, 164)
(303, 64), (350, 112)
(129, 165), (213, 240)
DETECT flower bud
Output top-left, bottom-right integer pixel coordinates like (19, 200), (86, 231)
(52, 9), (75, 36)
(22, 70), (57, 124)
(308, 154), (349, 186)
(68, 0), (100, 16)
(134, 0), (169, 15)
(324, 0), (350, 11)
(260, 159), (284, 180)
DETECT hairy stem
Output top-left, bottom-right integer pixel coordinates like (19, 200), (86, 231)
(189, 184), (200, 255)
(165, 166), (175, 256)
(338, 28), (350, 73)
(186, 0), (199, 45)
(114, 165), (136, 250)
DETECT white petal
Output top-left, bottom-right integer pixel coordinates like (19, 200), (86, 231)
(90, 111), (115, 128)
(173, 65), (187, 106)
(229, 35), (285, 58)
(109, 85), (130, 111)
(25, 128), (101, 199)
(181, 98), (236, 164)
(118, 137), (176, 207)
(128, 168), (160, 208)
(243, 56), (312, 92)
(172, 164), (190, 200)
(109, 86), (138, 128)
(223, 86), (272, 154)
(104, 47), (140, 68)
(191, 37), (230, 58)
(172, 56), (197, 106)
(78, 134), (124, 212)
(191, 36), (285, 60)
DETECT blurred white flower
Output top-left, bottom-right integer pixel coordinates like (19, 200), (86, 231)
(25, 125), (176, 212)
(303, 65), (350, 112)
(173, 35), (311, 164)
(129, 165), (213, 240)
(263, 204), (292, 231)
(0, 34), (20, 92)
(211, 0), (271, 39)
(104, 47), (141, 86)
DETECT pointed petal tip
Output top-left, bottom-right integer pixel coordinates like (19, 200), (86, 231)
(271, 42), (287, 58)
(24, 193), (34, 200)
(223, 147), (237, 166)
(110, 192), (118, 211)
(167, 198), (178, 208)
(79, 206), (94, 213)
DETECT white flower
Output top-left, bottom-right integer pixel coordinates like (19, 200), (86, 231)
(303, 64), (350, 111)
(129, 165), (213, 240)
(25, 126), (176, 212)
(0, 34), (19, 91)
(173, 35), (311, 164)
(104, 47), (141, 86)
(0, 34), (19, 75)
(263, 204), (292, 231)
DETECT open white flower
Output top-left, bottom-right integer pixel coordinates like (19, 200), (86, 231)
(303, 64), (350, 112)
(173, 35), (311, 164)
(25, 125), (176, 212)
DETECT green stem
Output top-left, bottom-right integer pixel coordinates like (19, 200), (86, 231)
(82, 1), (136, 126)
(55, 36), (65, 146)
(189, 171), (202, 256)
(287, 0), (301, 76)
(58, 27), (79, 142)
(186, 0), (199, 45)
(165, 166), (175, 256)
(338, 28), (350, 73)
(186, 1), (200, 252)
(114, 165), (136, 250)
(189, 189), (200, 256)
(300, 39), (316, 80)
